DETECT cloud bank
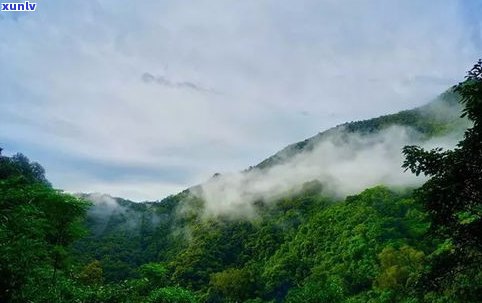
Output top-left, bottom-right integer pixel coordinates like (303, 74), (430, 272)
(192, 124), (464, 218)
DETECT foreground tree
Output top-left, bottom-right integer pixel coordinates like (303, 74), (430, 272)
(403, 60), (482, 299)
(0, 152), (90, 302)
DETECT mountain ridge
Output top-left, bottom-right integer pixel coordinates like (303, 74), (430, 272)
(81, 89), (464, 207)
(254, 89), (462, 170)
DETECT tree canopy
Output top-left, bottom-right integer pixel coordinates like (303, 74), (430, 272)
(403, 60), (482, 298)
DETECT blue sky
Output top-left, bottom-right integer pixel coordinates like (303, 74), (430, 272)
(1, 0), (481, 201)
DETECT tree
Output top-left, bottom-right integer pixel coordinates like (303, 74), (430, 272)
(79, 260), (104, 285)
(285, 278), (344, 303)
(210, 267), (256, 301)
(139, 263), (169, 288)
(402, 60), (482, 295)
(146, 286), (197, 303)
(376, 245), (424, 291)
(0, 152), (91, 302)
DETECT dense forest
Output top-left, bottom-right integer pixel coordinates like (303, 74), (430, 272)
(1, 62), (481, 302)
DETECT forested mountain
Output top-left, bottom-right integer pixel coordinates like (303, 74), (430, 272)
(70, 89), (463, 280)
(255, 89), (463, 170)
(1, 63), (481, 302)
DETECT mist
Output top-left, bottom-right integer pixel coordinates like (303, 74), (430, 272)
(191, 121), (464, 218)
(81, 193), (123, 235)
(82, 193), (164, 234)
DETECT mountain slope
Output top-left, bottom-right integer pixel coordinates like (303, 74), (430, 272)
(75, 90), (467, 282)
(255, 90), (463, 170)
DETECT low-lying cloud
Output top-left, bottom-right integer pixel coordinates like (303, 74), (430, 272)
(191, 123), (464, 218)
(82, 193), (169, 234)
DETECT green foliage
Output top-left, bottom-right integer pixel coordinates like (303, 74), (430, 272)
(72, 194), (186, 282)
(146, 287), (197, 303)
(210, 267), (256, 301)
(261, 187), (427, 301)
(79, 260), (104, 285)
(376, 246), (424, 291)
(139, 263), (169, 288)
(0, 152), (50, 185)
(403, 60), (482, 299)
(285, 278), (345, 303)
(0, 153), (91, 302)
(71, 183), (440, 302)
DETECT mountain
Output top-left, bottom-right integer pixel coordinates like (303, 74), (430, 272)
(66, 89), (481, 302)
(255, 90), (463, 170)
(74, 90), (467, 277)
(3, 86), (479, 302)
(3, 74), (481, 302)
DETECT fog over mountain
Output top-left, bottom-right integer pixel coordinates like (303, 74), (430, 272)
(191, 95), (467, 218)
(2, 1), (482, 301)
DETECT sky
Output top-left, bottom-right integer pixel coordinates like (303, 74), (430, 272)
(1, 0), (481, 201)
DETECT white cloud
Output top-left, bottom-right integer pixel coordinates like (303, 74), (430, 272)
(192, 122), (465, 218)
